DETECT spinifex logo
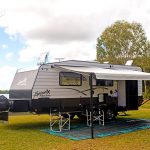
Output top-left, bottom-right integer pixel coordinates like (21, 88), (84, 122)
(17, 78), (27, 86)
(33, 89), (51, 97)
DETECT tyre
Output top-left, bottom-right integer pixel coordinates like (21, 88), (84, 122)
(105, 108), (116, 121)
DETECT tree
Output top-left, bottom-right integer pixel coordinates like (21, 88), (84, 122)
(134, 56), (150, 99)
(96, 20), (150, 65)
(96, 20), (150, 99)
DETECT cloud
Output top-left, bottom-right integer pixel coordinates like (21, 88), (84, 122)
(1, 0), (150, 89)
(1, 0), (150, 63)
(48, 41), (97, 62)
(1, 44), (8, 49)
(0, 66), (16, 90)
(18, 40), (96, 62)
(5, 52), (13, 61)
(25, 14), (100, 43)
(18, 40), (47, 62)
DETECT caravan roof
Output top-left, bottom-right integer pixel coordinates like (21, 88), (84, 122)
(47, 60), (141, 71)
(17, 66), (38, 73)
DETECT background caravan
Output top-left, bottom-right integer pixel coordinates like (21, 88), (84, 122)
(8, 60), (150, 121)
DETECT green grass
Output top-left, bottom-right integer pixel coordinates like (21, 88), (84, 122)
(1, 102), (150, 150)
(141, 100), (150, 109)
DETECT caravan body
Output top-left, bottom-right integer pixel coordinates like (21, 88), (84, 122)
(9, 60), (145, 119)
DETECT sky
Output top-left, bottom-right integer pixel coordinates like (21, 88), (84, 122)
(1, 0), (150, 90)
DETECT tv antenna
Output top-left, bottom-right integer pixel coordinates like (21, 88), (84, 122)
(37, 52), (49, 65)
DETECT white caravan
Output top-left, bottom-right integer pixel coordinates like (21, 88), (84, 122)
(9, 60), (150, 120)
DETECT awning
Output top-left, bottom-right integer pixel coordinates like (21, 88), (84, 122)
(55, 65), (150, 80)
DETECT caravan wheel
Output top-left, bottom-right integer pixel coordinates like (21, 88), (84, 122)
(105, 108), (115, 121)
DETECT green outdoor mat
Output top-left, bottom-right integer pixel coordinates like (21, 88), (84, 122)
(41, 118), (150, 140)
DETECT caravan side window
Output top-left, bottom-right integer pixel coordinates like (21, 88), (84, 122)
(96, 79), (113, 86)
(59, 72), (82, 86)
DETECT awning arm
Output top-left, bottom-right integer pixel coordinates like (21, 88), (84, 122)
(90, 73), (94, 139)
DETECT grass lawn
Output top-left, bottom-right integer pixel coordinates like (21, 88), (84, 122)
(1, 102), (150, 150)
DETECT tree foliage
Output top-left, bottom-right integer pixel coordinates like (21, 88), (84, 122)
(96, 20), (150, 99)
(96, 20), (150, 65)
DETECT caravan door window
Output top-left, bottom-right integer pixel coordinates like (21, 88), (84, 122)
(59, 72), (82, 86)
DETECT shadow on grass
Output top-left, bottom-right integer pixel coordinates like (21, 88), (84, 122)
(4, 121), (49, 130)
(3, 115), (143, 132)
(4, 118), (83, 131)
(118, 114), (131, 116)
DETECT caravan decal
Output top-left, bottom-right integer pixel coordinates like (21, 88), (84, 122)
(33, 89), (51, 97)
(17, 78), (27, 86)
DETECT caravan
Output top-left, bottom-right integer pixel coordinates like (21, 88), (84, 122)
(8, 60), (150, 121)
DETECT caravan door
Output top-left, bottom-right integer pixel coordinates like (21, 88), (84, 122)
(126, 80), (138, 110)
(118, 80), (138, 110)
